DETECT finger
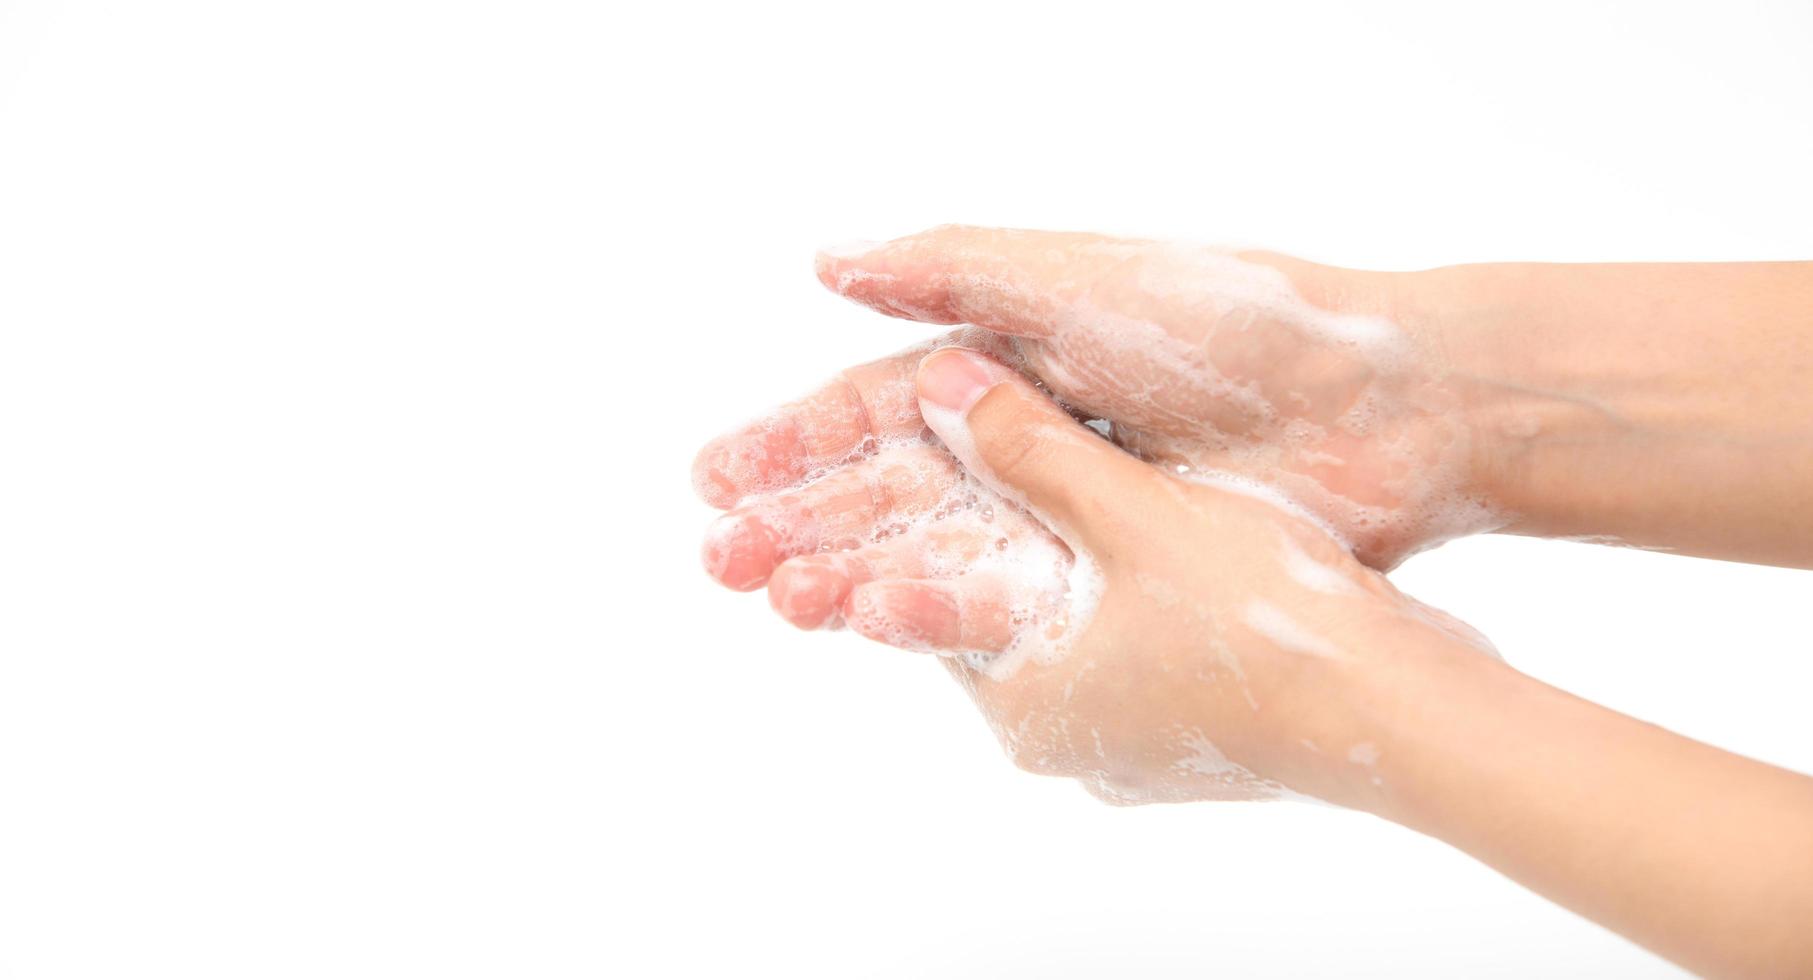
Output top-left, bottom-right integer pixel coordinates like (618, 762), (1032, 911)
(842, 575), (1017, 656)
(689, 344), (926, 509)
(815, 226), (1122, 337)
(699, 444), (968, 591)
(689, 329), (1016, 509)
(766, 517), (1035, 630)
(915, 346), (1154, 553)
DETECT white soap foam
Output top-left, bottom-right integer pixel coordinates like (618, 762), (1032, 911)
(1175, 729), (1244, 778)
(1173, 467), (1347, 543)
(702, 329), (1085, 670)
(720, 233), (1522, 807)
(891, 239), (1508, 567)
(1162, 730), (1313, 803)
(918, 397), (1106, 679)
(1275, 529), (1364, 596)
(809, 432), (1077, 643)
(1401, 597), (1504, 659)
(1242, 598), (1348, 661)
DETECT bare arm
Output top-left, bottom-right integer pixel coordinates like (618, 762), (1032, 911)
(1401, 260), (1813, 567)
(700, 342), (1813, 977)
(692, 233), (1813, 976)
(1355, 618), (1813, 978)
(792, 230), (1813, 568)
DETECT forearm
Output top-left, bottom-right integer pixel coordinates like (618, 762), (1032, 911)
(1403, 261), (1813, 567)
(1354, 627), (1813, 978)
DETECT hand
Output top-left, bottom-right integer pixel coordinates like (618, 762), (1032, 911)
(692, 226), (1496, 640)
(814, 226), (1495, 569)
(693, 259), (1813, 977)
(831, 346), (1496, 807)
(692, 326), (1059, 632)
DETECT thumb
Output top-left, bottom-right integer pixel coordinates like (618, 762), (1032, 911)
(815, 225), (1110, 338)
(916, 346), (1152, 553)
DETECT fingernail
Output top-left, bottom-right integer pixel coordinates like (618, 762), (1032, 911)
(917, 347), (1014, 414)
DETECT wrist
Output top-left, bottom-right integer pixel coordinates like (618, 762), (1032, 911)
(1251, 590), (1519, 814)
(1250, 257), (1539, 563)
(1385, 264), (1618, 541)
(1320, 607), (1534, 821)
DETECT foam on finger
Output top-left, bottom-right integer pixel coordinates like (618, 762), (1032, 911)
(889, 235), (1508, 567)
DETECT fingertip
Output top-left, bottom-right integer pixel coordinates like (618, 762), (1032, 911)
(811, 236), (962, 325)
(813, 240), (883, 299)
(819, 239), (882, 257)
(689, 415), (815, 509)
(816, 239), (882, 270)
(690, 440), (741, 509)
(700, 512), (780, 592)
(767, 555), (854, 630)
(812, 250), (843, 295)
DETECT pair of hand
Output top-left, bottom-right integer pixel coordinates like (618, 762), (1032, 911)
(692, 226), (1500, 809)
(692, 235), (1813, 976)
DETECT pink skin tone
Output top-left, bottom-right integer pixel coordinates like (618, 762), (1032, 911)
(709, 342), (1813, 978)
(692, 231), (1813, 978)
(698, 328), (1002, 588)
(809, 228), (1490, 569)
(842, 347), (1461, 808)
(698, 230), (1813, 642)
(695, 325), (1054, 632)
(696, 227), (1480, 640)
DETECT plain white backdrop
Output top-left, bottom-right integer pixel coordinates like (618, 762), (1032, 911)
(2, 1), (1810, 976)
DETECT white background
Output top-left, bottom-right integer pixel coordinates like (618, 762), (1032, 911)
(1, 1), (1810, 977)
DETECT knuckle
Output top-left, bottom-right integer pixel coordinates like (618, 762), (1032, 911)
(983, 431), (1044, 486)
(860, 465), (898, 522)
(976, 406), (1059, 488)
(834, 370), (879, 443)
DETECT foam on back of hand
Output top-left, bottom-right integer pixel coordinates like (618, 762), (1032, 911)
(826, 235), (1506, 568)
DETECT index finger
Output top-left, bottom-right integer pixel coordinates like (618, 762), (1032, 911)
(813, 225), (1135, 338)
